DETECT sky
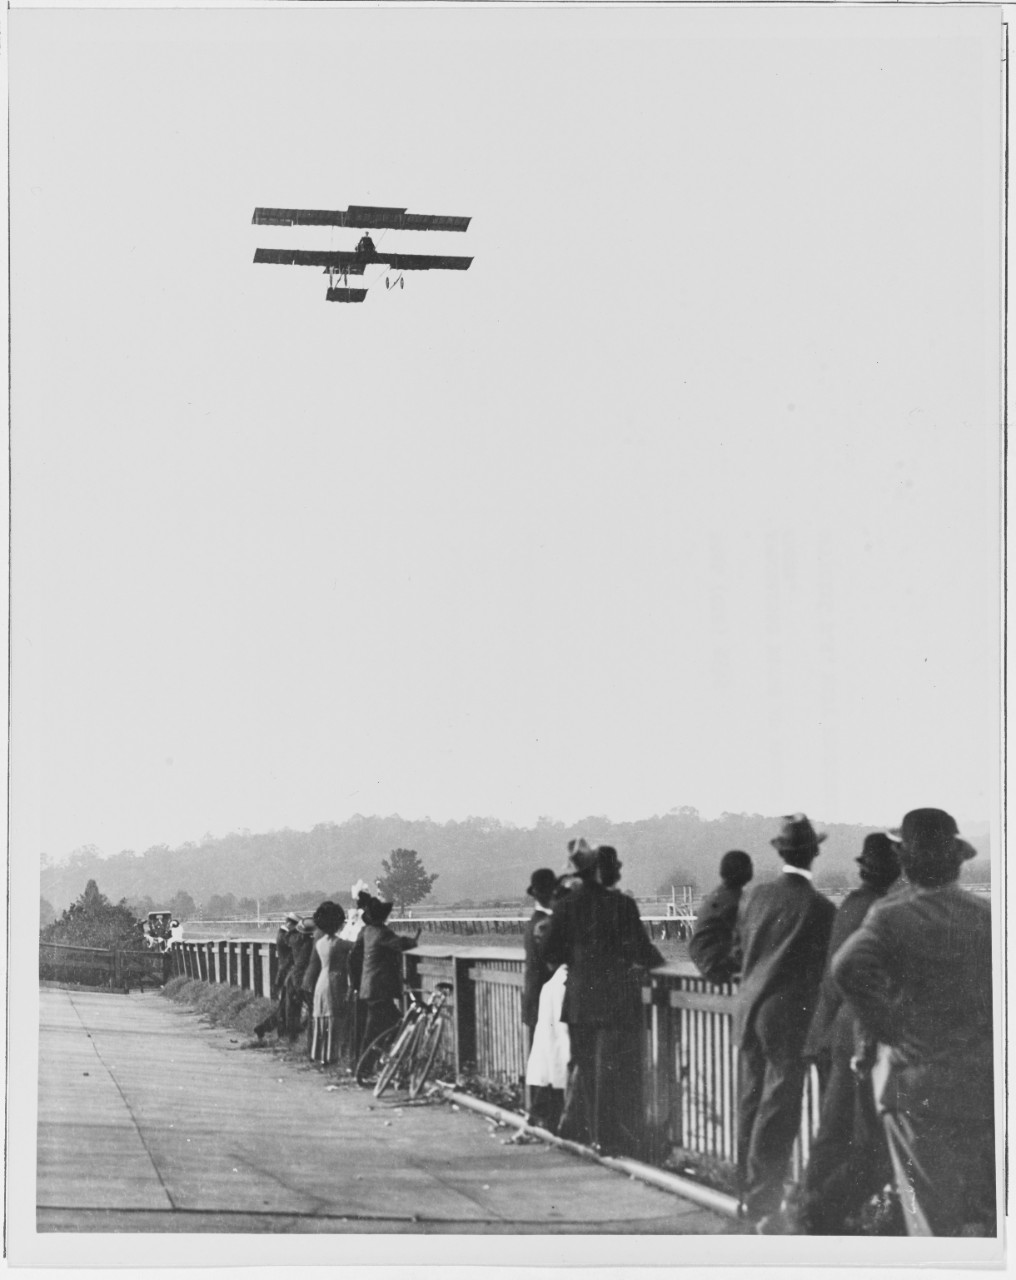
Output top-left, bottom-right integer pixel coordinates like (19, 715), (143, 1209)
(11, 5), (1004, 862)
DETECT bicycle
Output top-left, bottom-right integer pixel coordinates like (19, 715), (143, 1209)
(355, 981), (453, 1100)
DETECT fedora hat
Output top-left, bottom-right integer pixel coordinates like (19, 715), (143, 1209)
(566, 836), (599, 873)
(855, 832), (900, 878)
(527, 868), (559, 899)
(770, 813), (827, 852)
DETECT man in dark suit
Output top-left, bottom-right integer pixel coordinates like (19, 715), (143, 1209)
(688, 850), (754, 984)
(797, 833), (900, 1233)
(543, 839), (663, 1157)
(832, 809), (994, 1236)
(733, 814), (835, 1230)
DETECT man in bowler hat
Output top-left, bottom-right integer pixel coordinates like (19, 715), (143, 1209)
(797, 833), (900, 1233)
(832, 809), (994, 1235)
(689, 850), (754, 985)
(523, 869), (560, 1041)
(733, 814), (835, 1230)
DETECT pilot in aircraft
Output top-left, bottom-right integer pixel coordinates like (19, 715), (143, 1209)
(355, 232), (377, 258)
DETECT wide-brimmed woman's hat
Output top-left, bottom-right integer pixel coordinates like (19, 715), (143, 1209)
(565, 836), (599, 873)
(770, 813), (827, 852)
(362, 894), (395, 924)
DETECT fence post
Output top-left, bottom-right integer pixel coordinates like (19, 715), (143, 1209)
(642, 973), (679, 1164)
(451, 955), (477, 1077)
(252, 943), (263, 997)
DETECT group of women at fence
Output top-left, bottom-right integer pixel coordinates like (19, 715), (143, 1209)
(260, 889), (420, 1072)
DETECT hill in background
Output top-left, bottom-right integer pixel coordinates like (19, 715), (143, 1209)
(38, 810), (992, 917)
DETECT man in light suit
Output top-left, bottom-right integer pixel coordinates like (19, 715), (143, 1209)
(832, 809), (994, 1236)
(733, 814), (835, 1230)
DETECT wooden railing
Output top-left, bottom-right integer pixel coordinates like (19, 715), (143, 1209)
(40, 941), (170, 989)
(168, 939), (820, 1177)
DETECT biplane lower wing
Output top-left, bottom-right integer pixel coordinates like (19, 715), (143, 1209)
(375, 252), (472, 271)
(254, 247), (471, 273)
(254, 248), (366, 274)
(326, 287), (367, 304)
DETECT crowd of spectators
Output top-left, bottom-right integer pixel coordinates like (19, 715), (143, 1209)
(248, 804), (994, 1240)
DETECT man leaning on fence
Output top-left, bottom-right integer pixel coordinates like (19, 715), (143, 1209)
(733, 814), (835, 1232)
(254, 911), (300, 1042)
(832, 808), (995, 1236)
(688, 850), (753, 985)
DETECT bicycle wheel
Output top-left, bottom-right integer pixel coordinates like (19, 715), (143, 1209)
(355, 1022), (400, 1087)
(407, 1013), (445, 1099)
(374, 1016), (422, 1098)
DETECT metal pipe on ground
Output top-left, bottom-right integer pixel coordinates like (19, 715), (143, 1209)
(433, 1083), (741, 1222)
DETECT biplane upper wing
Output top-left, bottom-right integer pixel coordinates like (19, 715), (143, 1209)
(253, 248), (366, 274)
(253, 205), (471, 233)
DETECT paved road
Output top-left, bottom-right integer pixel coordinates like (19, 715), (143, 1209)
(38, 987), (735, 1234)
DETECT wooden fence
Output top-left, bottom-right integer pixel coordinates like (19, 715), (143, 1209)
(167, 938), (821, 1178)
(40, 941), (170, 990)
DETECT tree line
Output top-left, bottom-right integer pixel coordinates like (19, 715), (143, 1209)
(40, 810), (990, 918)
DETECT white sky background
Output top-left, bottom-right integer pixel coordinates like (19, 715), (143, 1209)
(11, 6), (1003, 861)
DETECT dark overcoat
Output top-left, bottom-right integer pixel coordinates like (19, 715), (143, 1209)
(688, 882), (743, 984)
(522, 908), (554, 1030)
(543, 882), (664, 1026)
(733, 872), (835, 1048)
(803, 883), (882, 1058)
(351, 923), (416, 1003)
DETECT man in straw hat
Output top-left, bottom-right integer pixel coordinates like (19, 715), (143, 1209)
(797, 832), (900, 1234)
(733, 814), (835, 1231)
(832, 808), (994, 1235)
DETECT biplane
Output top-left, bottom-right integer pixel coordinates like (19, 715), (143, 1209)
(252, 204), (473, 304)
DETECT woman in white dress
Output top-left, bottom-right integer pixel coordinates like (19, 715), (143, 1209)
(525, 962), (571, 1131)
(303, 901), (352, 1067)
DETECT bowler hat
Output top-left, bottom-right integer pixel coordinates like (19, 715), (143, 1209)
(296, 918), (316, 934)
(527, 868), (559, 899)
(770, 813), (827, 852)
(887, 808), (958, 846)
(566, 837), (599, 873)
(855, 832), (900, 878)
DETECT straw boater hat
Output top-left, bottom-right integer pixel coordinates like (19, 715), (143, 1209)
(770, 814), (826, 853)
(284, 911), (300, 924)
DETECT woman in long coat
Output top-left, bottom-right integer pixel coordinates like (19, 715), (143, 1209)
(302, 901), (353, 1067)
(349, 893), (420, 1070)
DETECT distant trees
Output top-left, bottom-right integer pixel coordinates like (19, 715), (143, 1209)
(205, 893), (237, 919)
(377, 848), (438, 913)
(168, 890), (197, 921)
(40, 897), (56, 928)
(656, 866), (701, 897)
(41, 879), (145, 950)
